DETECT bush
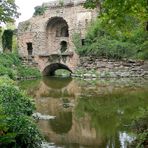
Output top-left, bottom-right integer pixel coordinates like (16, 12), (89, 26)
(17, 66), (41, 78)
(0, 53), (41, 79)
(0, 77), (42, 147)
(33, 5), (47, 16)
(73, 19), (148, 60)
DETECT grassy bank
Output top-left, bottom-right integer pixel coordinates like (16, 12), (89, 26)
(0, 53), (41, 79)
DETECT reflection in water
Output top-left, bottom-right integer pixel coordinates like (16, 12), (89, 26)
(50, 111), (72, 134)
(43, 77), (72, 89)
(19, 77), (148, 148)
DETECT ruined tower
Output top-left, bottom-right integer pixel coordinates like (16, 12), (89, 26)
(17, 0), (97, 75)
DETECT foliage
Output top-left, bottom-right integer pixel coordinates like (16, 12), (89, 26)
(0, 23), (17, 52)
(59, 0), (64, 7)
(0, 76), (42, 147)
(84, 0), (148, 31)
(2, 29), (13, 52)
(73, 20), (148, 59)
(17, 66), (41, 78)
(6, 23), (18, 53)
(55, 69), (71, 77)
(33, 5), (47, 16)
(0, 53), (41, 79)
(0, 0), (20, 25)
(78, 0), (148, 59)
(72, 33), (83, 54)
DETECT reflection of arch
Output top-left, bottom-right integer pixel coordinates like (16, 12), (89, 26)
(43, 77), (72, 89)
(42, 63), (72, 76)
(50, 111), (72, 134)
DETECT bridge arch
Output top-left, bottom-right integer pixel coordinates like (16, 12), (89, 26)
(42, 63), (72, 76)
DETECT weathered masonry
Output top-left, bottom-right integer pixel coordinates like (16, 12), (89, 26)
(18, 0), (97, 75)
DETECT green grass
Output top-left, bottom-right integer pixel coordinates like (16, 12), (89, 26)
(0, 53), (41, 79)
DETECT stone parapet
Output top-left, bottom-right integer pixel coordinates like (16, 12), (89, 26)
(43, 0), (86, 8)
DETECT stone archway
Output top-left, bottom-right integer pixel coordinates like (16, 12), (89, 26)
(42, 63), (72, 76)
(46, 17), (69, 54)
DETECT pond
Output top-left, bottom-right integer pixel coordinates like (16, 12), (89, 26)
(19, 77), (148, 148)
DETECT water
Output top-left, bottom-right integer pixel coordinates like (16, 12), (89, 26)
(19, 77), (148, 148)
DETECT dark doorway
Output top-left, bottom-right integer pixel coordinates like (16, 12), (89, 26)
(27, 42), (33, 55)
(60, 41), (67, 53)
(81, 39), (85, 46)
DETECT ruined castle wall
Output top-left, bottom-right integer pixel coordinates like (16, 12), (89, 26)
(18, 3), (97, 55)
(17, 1), (98, 71)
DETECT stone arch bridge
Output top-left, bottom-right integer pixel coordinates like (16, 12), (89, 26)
(17, 0), (97, 76)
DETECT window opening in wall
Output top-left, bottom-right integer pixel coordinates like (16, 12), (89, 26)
(27, 42), (33, 55)
(85, 19), (88, 25)
(81, 39), (85, 46)
(60, 41), (67, 53)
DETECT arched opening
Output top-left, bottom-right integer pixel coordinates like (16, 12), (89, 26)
(42, 63), (72, 76)
(60, 41), (67, 53)
(46, 17), (69, 53)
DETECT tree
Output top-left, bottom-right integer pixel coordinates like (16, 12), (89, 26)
(84, 0), (148, 31)
(0, 0), (20, 26)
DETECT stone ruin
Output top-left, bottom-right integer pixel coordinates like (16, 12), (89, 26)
(17, 0), (97, 75)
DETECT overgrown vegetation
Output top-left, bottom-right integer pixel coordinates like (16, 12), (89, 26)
(33, 5), (47, 16)
(0, 76), (42, 147)
(2, 29), (13, 52)
(73, 20), (148, 59)
(73, 0), (148, 60)
(0, 53), (41, 79)
(84, 0), (147, 32)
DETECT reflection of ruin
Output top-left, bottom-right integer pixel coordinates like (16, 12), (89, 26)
(19, 77), (148, 147)
(18, 0), (97, 75)
(28, 78), (105, 147)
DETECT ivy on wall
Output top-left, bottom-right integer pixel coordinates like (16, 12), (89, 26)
(2, 29), (13, 52)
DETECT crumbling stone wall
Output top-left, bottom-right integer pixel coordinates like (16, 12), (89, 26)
(74, 57), (148, 78)
(17, 0), (97, 72)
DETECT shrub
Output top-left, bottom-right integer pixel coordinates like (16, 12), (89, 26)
(0, 77), (42, 147)
(17, 66), (41, 78)
(33, 5), (47, 16)
(73, 19), (148, 59)
(0, 53), (41, 79)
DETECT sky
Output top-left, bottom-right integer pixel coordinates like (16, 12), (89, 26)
(15, 0), (53, 25)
